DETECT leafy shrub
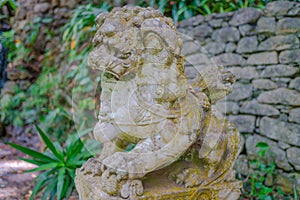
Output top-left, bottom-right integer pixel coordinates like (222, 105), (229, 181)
(8, 125), (98, 200)
(136, 0), (287, 24)
(0, 2), (111, 139)
(0, 0), (17, 10)
(241, 142), (297, 199)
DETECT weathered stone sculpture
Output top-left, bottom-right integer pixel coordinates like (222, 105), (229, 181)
(75, 6), (241, 199)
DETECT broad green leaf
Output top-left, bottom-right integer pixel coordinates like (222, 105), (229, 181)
(258, 186), (273, 195)
(256, 142), (269, 149)
(67, 160), (86, 168)
(276, 186), (284, 196)
(42, 177), (58, 200)
(67, 139), (84, 161)
(61, 176), (70, 199)
(26, 162), (59, 173)
(57, 167), (65, 200)
(7, 142), (57, 163)
(67, 168), (76, 180)
(255, 182), (262, 189)
(35, 125), (65, 162)
(20, 158), (46, 166)
(30, 178), (46, 200)
(65, 181), (75, 200)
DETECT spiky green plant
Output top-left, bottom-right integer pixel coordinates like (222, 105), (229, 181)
(7, 125), (96, 200)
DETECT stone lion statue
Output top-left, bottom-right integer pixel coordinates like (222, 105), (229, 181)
(75, 6), (241, 200)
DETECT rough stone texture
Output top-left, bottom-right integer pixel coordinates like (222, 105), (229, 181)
(240, 100), (280, 116)
(204, 42), (225, 55)
(229, 8), (261, 26)
(260, 65), (298, 78)
(274, 173), (300, 195)
(228, 67), (258, 80)
(252, 79), (278, 90)
(260, 117), (300, 147)
(289, 77), (300, 91)
(265, 1), (295, 16)
(225, 43), (236, 52)
(279, 49), (300, 64)
(178, 0), (300, 182)
(215, 101), (239, 114)
(287, 147), (300, 170)
(246, 134), (292, 171)
(33, 3), (51, 13)
(193, 24), (213, 38)
(276, 18), (300, 34)
(289, 108), (300, 124)
(239, 24), (256, 36)
(278, 142), (291, 150)
(258, 88), (300, 106)
(234, 155), (249, 176)
(229, 115), (255, 133)
(179, 15), (204, 27)
(184, 66), (198, 79)
(212, 53), (245, 67)
(227, 83), (252, 101)
(247, 52), (278, 65)
(256, 17), (276, 33)
(236, 36), (258, 53)
(208, 19), (223, 28)
(212, 27), (240, 42)
(185, 53), (211, 65)
(288, 4), (300, 16)
(258, 35), (299, 51)
(181, 41), (200, 56)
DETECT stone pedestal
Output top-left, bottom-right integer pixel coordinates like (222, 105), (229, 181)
(76, 159), (242, 200)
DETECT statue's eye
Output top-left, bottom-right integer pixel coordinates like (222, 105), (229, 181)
(118, 52), (132, 59)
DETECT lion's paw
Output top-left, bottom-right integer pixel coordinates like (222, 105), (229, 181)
(80, 158), (104, 176)
(169, 168), (203, 188)
(121, 179), (143, 198)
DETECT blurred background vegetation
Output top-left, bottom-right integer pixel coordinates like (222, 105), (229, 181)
(0, 0), (299, 199)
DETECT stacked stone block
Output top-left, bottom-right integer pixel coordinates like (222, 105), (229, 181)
(179, 1), (300, 183)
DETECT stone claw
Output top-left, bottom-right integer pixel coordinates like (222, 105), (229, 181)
(169, 168), (203, 188)
(80, 158), (103, 176)
(100, 168), (119, 195)
(120, 179), (144, 199)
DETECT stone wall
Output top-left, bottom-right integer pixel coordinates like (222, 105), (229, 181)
(0, 0), (87, 142)
(179, 1), (300, 180)
(0, 0), (85, 97)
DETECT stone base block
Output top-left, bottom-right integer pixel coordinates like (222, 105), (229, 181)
(75, 164), (242, 200)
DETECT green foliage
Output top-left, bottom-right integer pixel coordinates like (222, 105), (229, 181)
(0, 87), (26, 126)
(0, 0), (17, 22)
(62, 3), (111, 49)
(0, 0), (17, 10)
(244, 142), (294, 199)
(0, 2), (111, 138)
(7, 125), (97, 200)
(137, 0), (281, 24)
(0, 30), (30, 62)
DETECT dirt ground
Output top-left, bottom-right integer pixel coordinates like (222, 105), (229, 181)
(0, 141), (38, 200)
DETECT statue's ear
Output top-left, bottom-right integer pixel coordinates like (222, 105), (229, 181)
(96, 12), (108, 29)
(143, 31), (163, 51)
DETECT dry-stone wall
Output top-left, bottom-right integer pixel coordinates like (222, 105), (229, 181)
(0, 0), (87, 140)
(179, 1), (300, 181)
(1, 0), (85, 97)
